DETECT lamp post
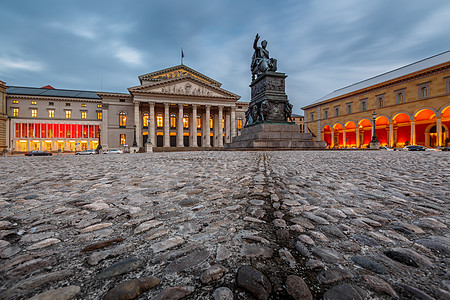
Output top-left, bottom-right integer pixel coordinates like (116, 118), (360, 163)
(96, 127), (102, 152)
(371, 111), (378, 143)
(132, 125), (137, 147)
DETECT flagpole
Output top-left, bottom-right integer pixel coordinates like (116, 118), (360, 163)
(181, 48), (184, 65)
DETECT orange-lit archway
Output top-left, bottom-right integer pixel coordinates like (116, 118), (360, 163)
(375, 116), (389, 146)
(332, 123), (343, 147)
(344, 121), (356, 147)
(441, 106), (450, 146)
(392, 113), (411, 147)
(358, 119), (372, 148)
(322, 125), (332, 147)
(414, 108), (437, 146)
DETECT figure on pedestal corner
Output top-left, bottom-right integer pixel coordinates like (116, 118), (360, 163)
(251, 33), (277, 80)
(284, 102), (293, 122)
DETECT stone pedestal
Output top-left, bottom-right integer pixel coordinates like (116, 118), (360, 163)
(369, 141), (380, 149)
(146, 143), (154, 153)
(130, 146), (139, 153)
(225, 123), (326, 149)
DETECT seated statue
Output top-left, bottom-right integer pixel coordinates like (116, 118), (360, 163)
(251, 33), (277, 80)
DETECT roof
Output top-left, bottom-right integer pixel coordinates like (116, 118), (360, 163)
(138, 65), (222, 87)
(292, 113), (304, 118)
(6, 86), (101, 99)
(309, 50), (450, 106)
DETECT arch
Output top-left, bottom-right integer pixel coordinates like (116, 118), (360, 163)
(391, 112), (410, 146)
(357, 119), (372, 147)
(424, 123), (449, 148)
(322, 125), (332, 147)
(414, 109), (437, 146)
(344, 121), (357, 147)
(392, 112), (411, 123)
(332, 123), (343, 130)
(438, 105), (450, 117)
(332, 123), (343, 147)
(375, 116), (389, 146)
(414, 108), (437, 121)
(119, 112), (127, 128)
(156, 112), (163, 128)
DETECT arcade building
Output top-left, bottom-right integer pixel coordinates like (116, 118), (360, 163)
(302, 50), (450, 148)
(3, 65), (248, 152)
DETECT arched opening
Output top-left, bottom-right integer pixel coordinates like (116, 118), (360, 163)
(392, 113), (411, 147)
(375, 116), (389, 146)
(440, 106), (450, 146)
(332, 123), (343, 148)
(415, 109), (436, 147)
(344, 121), (356, 147)
(358, 119), (372, 148)
(322, 125), (332, 147)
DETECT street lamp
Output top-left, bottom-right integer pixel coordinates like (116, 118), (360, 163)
(96, 127), (102, 152)
(371, 110), (378, 143)
(132, 125), (137, 147)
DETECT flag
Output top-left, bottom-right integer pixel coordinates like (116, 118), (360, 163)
(181, 48), (184, 58)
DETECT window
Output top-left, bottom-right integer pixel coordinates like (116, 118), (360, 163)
(170, 114), (176, 129)
(13, 108), (19, 117)
(156, 113), (163, 128)
(31, 109), (37, 117)
(376, 94), (385, 108)
(323, 109), (329, 119)
(334, 106), (339, 117)
(49, 102), (54, 106)
(360, 99), (367, 111)
(119, 112), (127, 127)
(66, 103), (71, 106)
(197, 115), (202, 129)
(210, 116), (213, 129)
(97, 104), (102, 108)
(143, 113), (149, 128)
(310, 112), (314, 121)
(346, 103), (352, 114)
(395, 89), (406, 104)
(446, 78), (450, 94)
(119, 99), (125, 102)
(81, 104), (86, 107)
(48, 109), (55, 118)
(81, 111), (87, 119)
(97, 111), (102, 120)
(222, 118), (225, 129)
(237, 117), (243, 130)
(418, 82), (430, 99)
(31, 101), (37, 105)
(65, 110), (72, 118)
(120, 134), (126, 145)
(183, 114), (189, 129)
(13, 100), (18, 104)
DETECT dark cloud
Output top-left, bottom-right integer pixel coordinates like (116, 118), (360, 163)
(1, 0), (449, 114)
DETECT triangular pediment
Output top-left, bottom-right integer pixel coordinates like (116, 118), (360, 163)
(129, 76), (240, 100)
(138, 65), (222, 87)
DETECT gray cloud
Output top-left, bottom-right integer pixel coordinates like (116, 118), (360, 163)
(1, 0), (449, 114)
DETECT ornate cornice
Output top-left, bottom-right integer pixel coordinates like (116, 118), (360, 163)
(138, 65), (222, 87)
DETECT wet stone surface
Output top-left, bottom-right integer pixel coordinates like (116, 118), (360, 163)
(0, 150), (449, 299)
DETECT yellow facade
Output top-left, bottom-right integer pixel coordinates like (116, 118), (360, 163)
(0, 80), (7, 150)
(302, 56), (450, 148)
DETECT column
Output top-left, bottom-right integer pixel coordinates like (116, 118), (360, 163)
(149, 102), (155, 145)
(389, 123), (394, 147)
(331, 130), (335, 148)
(191, 105), (198, 147)
(134, 101), (141, 147)
(205, 105), (211, 147)
(410, 121), (415, 145)
(343, 130), (346, 147)
(102, 104), (109, 148)
(231, 106), (236, 138)
(225, 110), (231, 144)
(177, 104), (184, 147)
(213, 112), (219, 147)
(163, 103), (170, 147)
(218, 106), (223, 147)
(437, 117), (442, 146)
(356, 127), (360, 148)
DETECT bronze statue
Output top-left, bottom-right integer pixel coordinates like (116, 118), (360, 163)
(251, 33), (277, 80)
(284, 102), (293, 122)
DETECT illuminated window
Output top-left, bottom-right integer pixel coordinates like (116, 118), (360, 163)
(210, 116), (213, 129)
(13, 100), (18, 104)
(143, 113), (149, 128)
(156, 113), (163, 128)
(13, 108), (19, 117)
(197, 115), (202, 129)
(31, 109), (37, 118)
(31, 101), (37, 105)
(170, 114), (176, 129)
(222, 118), (225, 129)
(237, 117), (243, 130)
(66, 129), (71, 138)
(183, 114), (189, 129)
(97, 104), (102, 108)
(65, 110), (72, 118)
(81, 111), (87, 119)
(81, 104), (87, 107)
(120, 134), (126, 145)
(97, 111), (102, 120)
(119, 112), (127, 128)
(48, 109), (55, 118)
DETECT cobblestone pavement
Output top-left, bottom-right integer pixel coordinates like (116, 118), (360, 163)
(0, 151), (449, 300)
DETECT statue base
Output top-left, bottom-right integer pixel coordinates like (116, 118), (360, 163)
(369, 141), (380, 149)
(146, 143), (154, 153)
(225, 123), (326, 149)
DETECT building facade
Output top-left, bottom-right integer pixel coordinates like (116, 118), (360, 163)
(4, 65), (248, 152)
(0, 81), (6, 150)
(291, 114), (304, 133)
(302, 51), (450, 148)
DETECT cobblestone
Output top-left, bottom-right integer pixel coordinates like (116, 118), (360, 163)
(0, 150), (449, 299)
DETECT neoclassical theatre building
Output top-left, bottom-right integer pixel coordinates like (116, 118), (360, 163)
(302, 51), (450, 148)
(4, 65), (248, 152)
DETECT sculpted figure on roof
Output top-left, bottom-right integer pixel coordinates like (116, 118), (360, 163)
(251, 33), (277, 80)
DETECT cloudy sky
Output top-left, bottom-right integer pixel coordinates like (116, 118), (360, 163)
(1, 0), (449, 114)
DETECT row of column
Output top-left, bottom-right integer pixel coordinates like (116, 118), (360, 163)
(134, 101), (237, 147)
